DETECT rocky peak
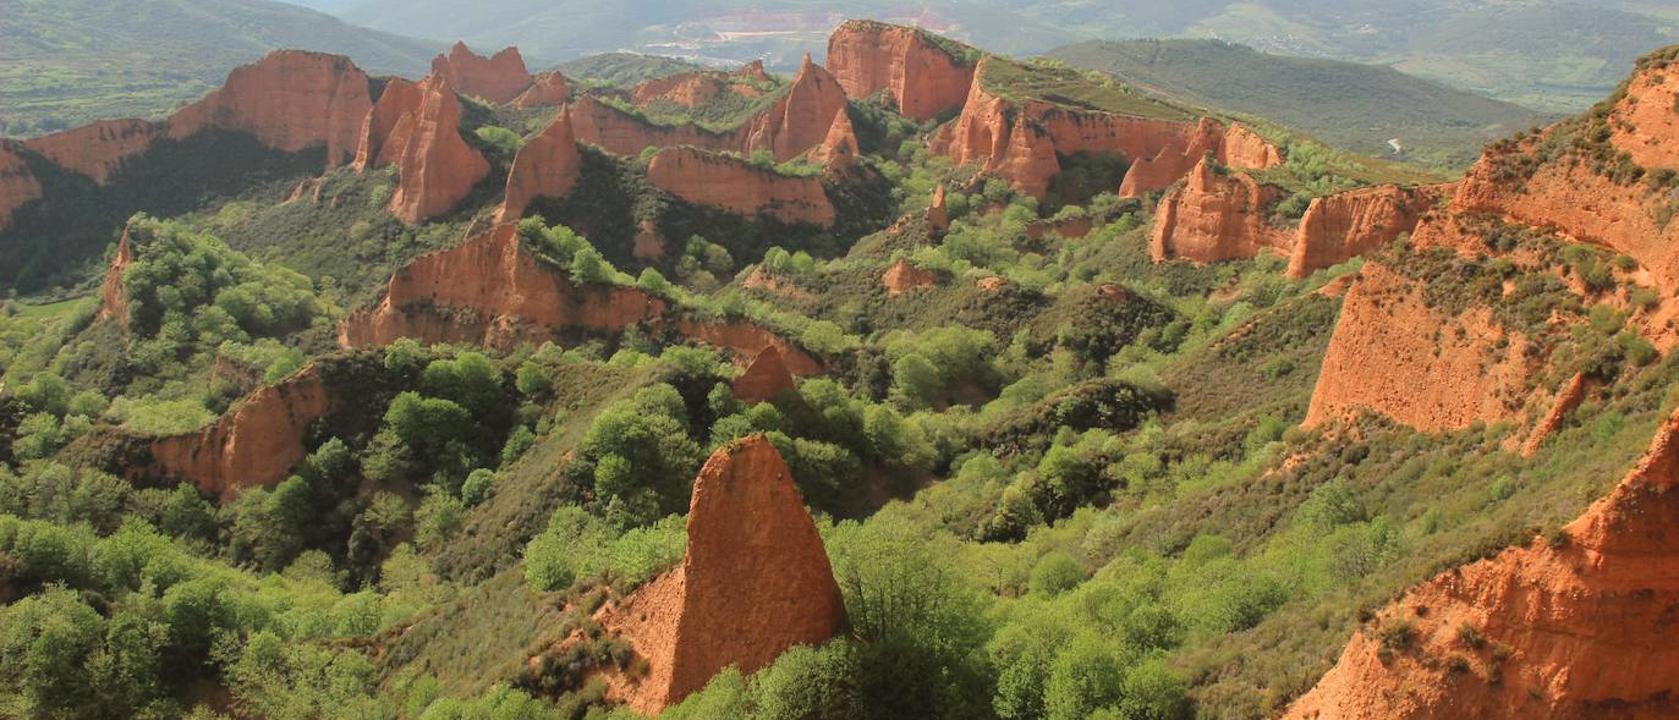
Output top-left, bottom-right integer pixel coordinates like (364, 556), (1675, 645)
(354, 77), (425, 171)
(1150, 157), (1285, 264)
(601, 436), (846, 713)
(826, 20), (976, 120)
(384, 75), (492, 225)
(431, 41), (533, 104)
(498, 110), (582, 222)
(731, 347), (799, 404)
(736, 59), (772, 83)
(97, 224), (135, 329)
(746, 54), (850, 162)
(168, 50), (373, 167)
(646, 147), (835, 226)
(1287, 406), (1679, 718)
(882, 258), (937, 295)
(513, 71), (571, 108)
(808, 106), (860, 169)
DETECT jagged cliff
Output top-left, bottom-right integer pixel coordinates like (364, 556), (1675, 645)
(430, 42), (533, 105)
(169, 50), (373, 167)
(498, 111), (582, 222)
(646, 147), (835, 226)
(1287, 184), (1452, 278)
(826, 20), (976, 120)
(1150, 157), (1287, 264)
(356, 75), (491, 225)
(930, 57), (1283, 199)
(144, 366), (331, 500)
(0, 142), (42, 233)
(22, 119), (165, 185)
(597, 436), (846, 714)
(1288, 407), (1679, 719)
(630, 61), (768, 108)
(731, 347), (798, 404)
(513, 71), (571, 109)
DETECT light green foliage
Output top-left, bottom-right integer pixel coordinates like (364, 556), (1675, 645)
(473, 126), (524, 161)
(121, 217), (322, 345)
(580, 384), (705, 522)
(1030, 551), (1084, 597)
(523, 507), (686, 592)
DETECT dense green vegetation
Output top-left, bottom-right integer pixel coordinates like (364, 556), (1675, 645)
(0, 0), (436, 137)
(557, 54), (710, 89)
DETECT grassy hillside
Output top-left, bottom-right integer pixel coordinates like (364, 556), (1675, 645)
(557, 53), (709, 88)
(1046, 39), (1553, 170)
(0, 0), (439, 137)
(329, 0), (1674, 110)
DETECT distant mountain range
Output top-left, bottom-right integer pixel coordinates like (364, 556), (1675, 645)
(315, 0), (1676, 112)
(1047, 39), (1555, 169)
(0, 0), (439, 137)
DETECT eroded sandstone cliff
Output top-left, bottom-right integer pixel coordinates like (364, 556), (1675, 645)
(22, 119), (165, 185)
(731, 347), (799, 404)
(1286, 183), (1452, 278)
(498, 111), (582, 222)
(598, 436), (846, 713)
(826, 19), (976, 121)
(431, 42), (533, 105)
(0, 142), (42, 233)
(646, 147), (835, 226)
(1288, 406), (1679, 719)
(169, 50), (373, 167)
(146, 366), (331, 499)
(1150, 158), (1287, 264)
(373, 76), (492, 225)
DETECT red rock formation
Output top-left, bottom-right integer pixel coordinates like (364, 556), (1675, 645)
(1287, 407), (1679, 719)
(498, 111), (582, 222)
(931, 58), (1282, 199)
(1522, 372), (1592, 456)
(646, 147), (835, 227)
(22, 120), (165, 185)
(430, 42), (533, 105)
(807, 106), (859, 169)
(168, 50), (373, 167)
(731, 346), (798, 404)
(1150, 158), (1287, 264)
(383, 76), (492, 225)
(0, 142), (42, 233)
(1609, 61), (1679, 170)
(97, 226), (134, 329)
(1285, 184), (1450, 279)
(826, 20), (976, 121)
(353, 78), (424, 171)
(927, 184), (950, 233)
(632, 72), (727, 108)
(882, 258), (937, 295)
(1304, 263), (1535, 432)
(672, 318), (822, 376)
(600, 436), (846, 713)
(340, 224), (666, 348)
(513, 72), (570, 108)
(736, 59), (772, 84)
(573, 55), (846, 164)
(146, 367), (330, 500)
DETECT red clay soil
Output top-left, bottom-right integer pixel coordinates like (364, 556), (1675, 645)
(0, 141), (42, 233)
(1286, 183), (1453, 279)
(512, 71), (571, 108)
(826, 19), (976, 120)
(381, 75), (492, 225)
(882, 258), (937, 295)
(498, 111), (582, 222)
(1150, 157), (1287, 264)
(645, 147), (835, 226)
(730, 346), (799, 404)
(1287, 407), (1679, 719)
(169, 50), (373, 167)
(599, 436), (846, 714)
(144, 366), (330, 500)
(429, 42), (533, 105)
(808, 107), (860, 170)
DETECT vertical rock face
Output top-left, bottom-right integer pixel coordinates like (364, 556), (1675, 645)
(1285, 183), (1450, 278)
(826, 19), (976, 120)
(569, 95), (735, 157)
(1303, 263), (1535, 432)
(353, 77), (425, 171)
(1609, 61), (1679, 170)
(882, 258), (937, 295)
(632, 72), (727, 108)
(808, 106), (860, 169)
(646, 147), (835, 227)
(1150, 158), (1286, 264)
(22, 119), (166, 185)
(384, 76), (492, 225)
(498, 111), (582, 222)
(145, 367), (331, 500)
(1287, 407), (1679, 719)
(1117, 118), (1284, 197)
(731, 347), (798, 404)
(168, 50), (373, 167)
(927, 184), (950, 233)
(512, 71), (570, 108)
(0, 142), (42, 233)
(97, 226), (134, 329)
(672, 318), (823, 376)
(430, 42), (533, 105)
(602, 436), (847, 714)
(339, 224), (666, 349)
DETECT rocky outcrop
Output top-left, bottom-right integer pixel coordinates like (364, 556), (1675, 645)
(146, 367), (330, 500)
(731, 347), (798, 404)
(169, 50), (373, 167)
(430, 42), (532, 105)
(353, 78), (424, 171)
(0, 142), (42, 233)
(1304, 263), (1535, 432)
(882, 258), (937, 295)
(1150, 158), (1286, 264)
(599, 436), (846, 714)
(97, 227), (134, 329)
(646, 147), (835, 227)
(632, 72), (727, 108)
(381, 76), (492, 225)
(22, 120), (165, 185)
(572, 55), (847, 163)
(498, 112), (582, 222)
(927, 184), (950, 233)
(1285, 183), (1450, 278)
(1609, 60), (1679, 170)
(513, 72), (570, 108)
(931, 58), (1282, 199)
(1522, 372), (1592, 456)
(826, 20), (976, 120)
(1287, 407), (1679, 719)
(808, 107), (859, 170)
(672, 318), (823, 376)
(340, 224), (666, 348)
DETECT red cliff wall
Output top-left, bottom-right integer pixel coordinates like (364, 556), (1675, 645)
(513, 71), (571, 108)
(731, 347), (799, 404)
(22, 119), (166, 185)
(147, 367), (330, 500)
(1287, 407), (1679, 719)
(1286, 183), (1451, 278)
(826, 20), (976, 121)
(498, 111), (582, 222)
(1304, 263), (1535, 432)
(0, 142), (42, 233)
(601, 436), (846, 714)
(383, 76), (491, 225)
(354, 77), (424, 171)
(97, 226), (134, 328)
(646, 147), (835, 227)
(430, 42), (533, 105)
(1150, 158), (1287, 264)
(168, 50), (373, 167)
